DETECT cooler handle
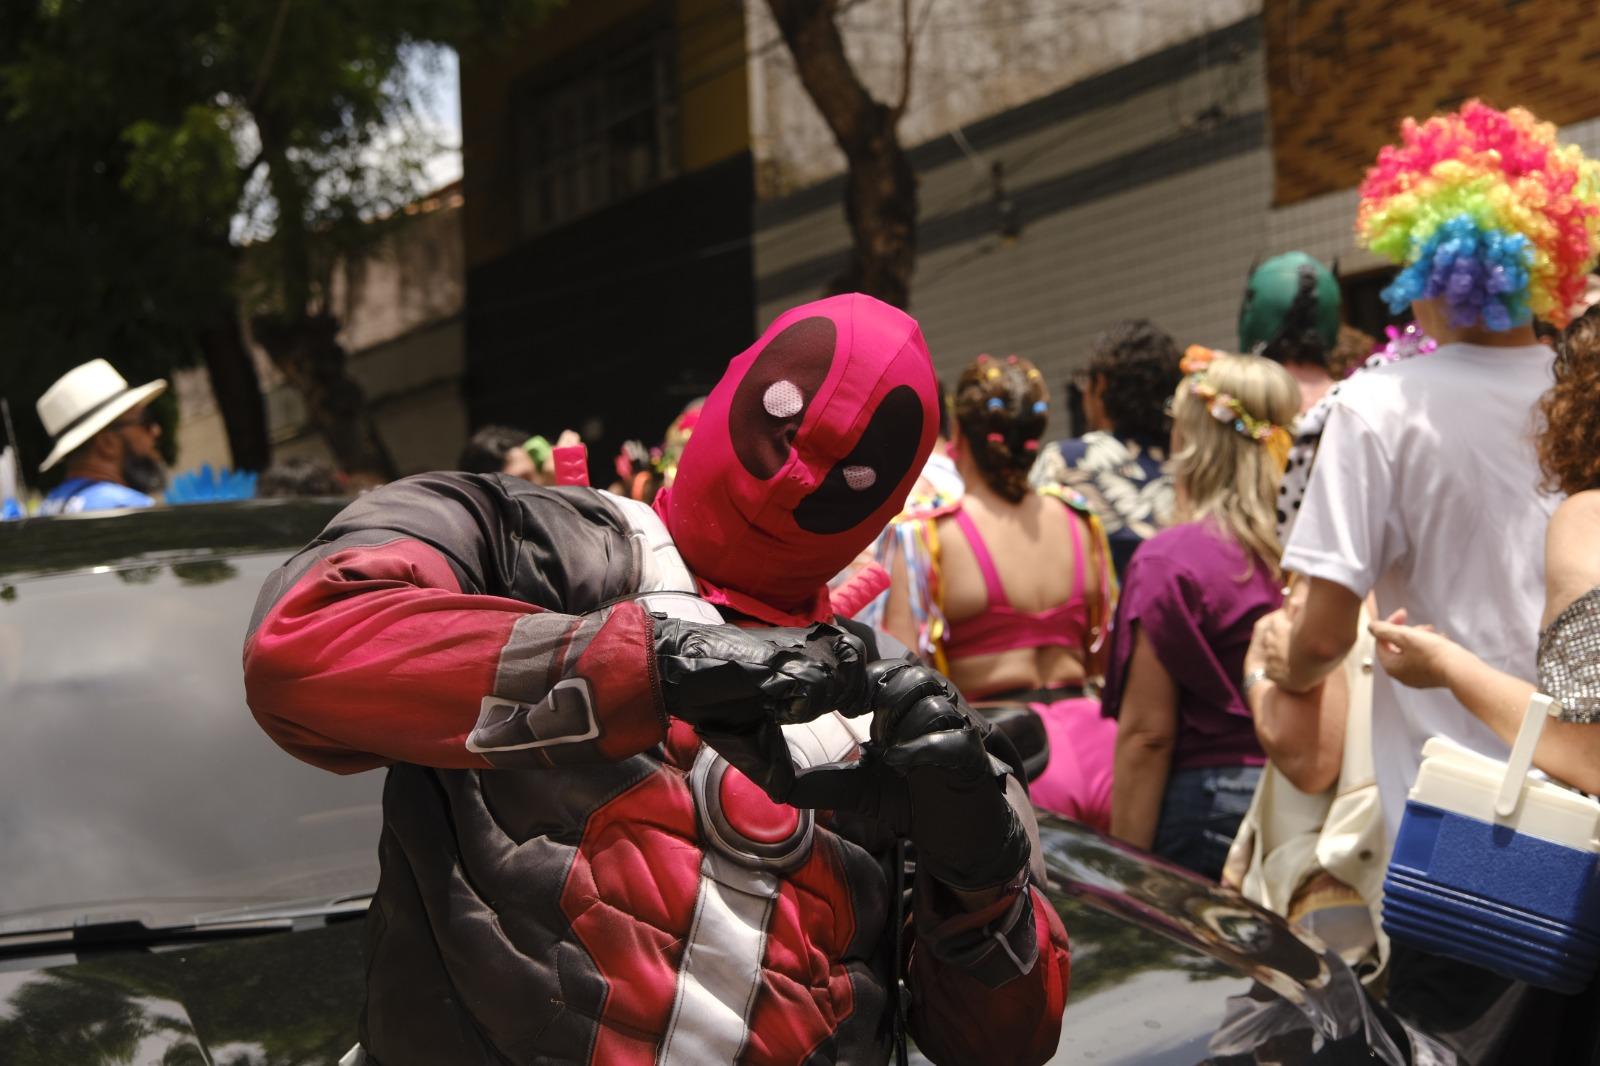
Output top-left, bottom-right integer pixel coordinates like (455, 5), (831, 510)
(1495, 692), (1560, 819)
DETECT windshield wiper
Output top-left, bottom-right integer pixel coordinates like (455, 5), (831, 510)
(0, 894), (372, 961)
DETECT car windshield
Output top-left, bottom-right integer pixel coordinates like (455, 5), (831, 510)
(0, 548), (382, 934)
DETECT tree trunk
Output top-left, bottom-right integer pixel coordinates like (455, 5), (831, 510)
(250, 108), (394, 481)
(251, 312), (397, 480)
(766, 0), (917, 308)
(197, 307), (272, 473)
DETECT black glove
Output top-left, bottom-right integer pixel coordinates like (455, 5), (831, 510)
(789, 659), (1031, 892)
(653, 618), (868, 800)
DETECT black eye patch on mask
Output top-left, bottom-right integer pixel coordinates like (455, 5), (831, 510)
(729, 316), (837, 480)
(793, 385), (924, 535)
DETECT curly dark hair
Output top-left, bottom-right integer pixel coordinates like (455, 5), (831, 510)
(1084, 319), (1183, 441)
(954, 353), (1048, 503)
(458, 424), (529, 474)
(1538, 303), (1600, 495)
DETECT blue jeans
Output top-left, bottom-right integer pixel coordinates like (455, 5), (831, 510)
(1152, 764), (1262, 881)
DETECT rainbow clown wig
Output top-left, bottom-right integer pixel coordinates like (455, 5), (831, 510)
(1358, 100), (1600, 330)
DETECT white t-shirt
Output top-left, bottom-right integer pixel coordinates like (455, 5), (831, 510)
(1281, 342), (1560, 841)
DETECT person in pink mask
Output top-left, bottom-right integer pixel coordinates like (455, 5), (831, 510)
(243, 294), (1071, 1066)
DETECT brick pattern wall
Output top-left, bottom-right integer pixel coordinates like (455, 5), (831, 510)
(1265, 0), (1600, 205)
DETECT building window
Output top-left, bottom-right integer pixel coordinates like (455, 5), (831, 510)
(515, 30), (678, 235)
(1339, 266), (1403, 339)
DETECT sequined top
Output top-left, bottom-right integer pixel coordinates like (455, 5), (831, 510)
(1538, 586), (1600, 723)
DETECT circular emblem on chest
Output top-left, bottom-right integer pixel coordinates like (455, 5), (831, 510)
(718, 767), (801, 843)
(690, 747), (813, 871)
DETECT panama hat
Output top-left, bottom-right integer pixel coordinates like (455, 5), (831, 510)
(36, 359), (167, 472)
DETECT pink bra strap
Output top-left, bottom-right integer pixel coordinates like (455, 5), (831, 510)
(951, 507), (1010, 608)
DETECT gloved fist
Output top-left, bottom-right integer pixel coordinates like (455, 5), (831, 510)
(789, 659), (1031, 892)
(654, 618), (868, 728)
(653, 618), (868, 801)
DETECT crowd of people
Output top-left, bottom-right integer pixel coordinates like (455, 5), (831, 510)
(12, 98), (1600, 1063)
(852, 98), (1600, 1060)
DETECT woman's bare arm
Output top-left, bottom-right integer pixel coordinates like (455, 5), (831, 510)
(1370, 615), (1600, 794)
(1110, 628), (1179, 850)
(1370, 493), (1600, 792)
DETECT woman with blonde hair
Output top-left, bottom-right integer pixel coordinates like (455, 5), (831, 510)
(883, 353), (1117, 829)
(1104, 348), (1300, 878)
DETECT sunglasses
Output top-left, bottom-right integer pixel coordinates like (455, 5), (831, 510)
(110, 407), (160, 431)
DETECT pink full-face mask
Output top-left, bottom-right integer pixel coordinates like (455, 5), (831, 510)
(654, 294), (939, 625)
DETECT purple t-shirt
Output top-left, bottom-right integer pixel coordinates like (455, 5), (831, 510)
(1101, 521), (1278, 770)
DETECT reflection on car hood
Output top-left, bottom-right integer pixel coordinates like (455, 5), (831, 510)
(0, 546), (383, 932)
(1038, 814), (1410, 1064)
(0, 920), (366, 1065)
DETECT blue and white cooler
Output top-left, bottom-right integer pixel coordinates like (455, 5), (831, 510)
(1383, 694), (1600, 993)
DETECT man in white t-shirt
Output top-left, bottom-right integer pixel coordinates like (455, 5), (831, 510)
(1269, 299), (1558, 841)
(1257, 100), (1600, 1061)
(1259, 100), (1600, 845)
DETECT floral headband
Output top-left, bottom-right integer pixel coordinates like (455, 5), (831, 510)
(1176, 346), (1293, 470)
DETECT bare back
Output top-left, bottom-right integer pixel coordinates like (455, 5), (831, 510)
(937, 492), (1099, 699)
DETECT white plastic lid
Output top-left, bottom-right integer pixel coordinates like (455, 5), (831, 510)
(1409, 736), (1600, 852)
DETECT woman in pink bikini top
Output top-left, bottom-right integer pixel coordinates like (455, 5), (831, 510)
(885, 353), (1116, 830)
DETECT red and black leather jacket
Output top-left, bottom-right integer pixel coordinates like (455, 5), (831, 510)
(244, 472), (1070, 1065)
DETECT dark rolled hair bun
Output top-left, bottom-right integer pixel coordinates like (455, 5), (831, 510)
(954, 353), (1049, 503)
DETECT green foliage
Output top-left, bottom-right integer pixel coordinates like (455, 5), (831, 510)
(123, 106), (247, 231)
(0, 0), (557, 479)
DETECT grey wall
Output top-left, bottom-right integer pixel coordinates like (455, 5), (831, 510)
(752, 18), (1274, 401)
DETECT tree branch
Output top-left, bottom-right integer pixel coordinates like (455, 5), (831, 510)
(894, 0), (913, 120)
(766, 0), (878, 157)
(765, 0), (918, 307)
(249, 0), (294, 109)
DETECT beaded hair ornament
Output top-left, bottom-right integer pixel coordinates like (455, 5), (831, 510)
(974, 353), (1047, 454)
(1358, 100), (1600, 330)
(1176, 345), (1292, 471)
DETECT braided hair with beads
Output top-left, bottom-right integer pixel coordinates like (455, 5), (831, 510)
(953, 353), (1048, 503)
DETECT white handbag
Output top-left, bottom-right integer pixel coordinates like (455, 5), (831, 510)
(1223, 616), (1390, 979)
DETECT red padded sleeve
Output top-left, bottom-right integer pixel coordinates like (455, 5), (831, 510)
(243, 538), (664, 774)
(906, 883), (1071, 1066)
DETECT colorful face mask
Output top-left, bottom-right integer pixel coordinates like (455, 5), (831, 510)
(654, 294), (938, 623)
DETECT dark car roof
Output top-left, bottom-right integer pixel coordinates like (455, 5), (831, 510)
(0, 498), (384, 937)
(0, 498), (347, 580)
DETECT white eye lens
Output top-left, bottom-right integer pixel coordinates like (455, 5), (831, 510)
(843, 465), (877, 491)
(762, 380), (804, 419)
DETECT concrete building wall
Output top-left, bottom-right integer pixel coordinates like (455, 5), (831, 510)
(754, 18), (1272, 395)
(907, 149), (1270, 388)
(752, 6), (1600, 406)
(174, 191), (468, 477)
(745, 0), (1259, 199)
